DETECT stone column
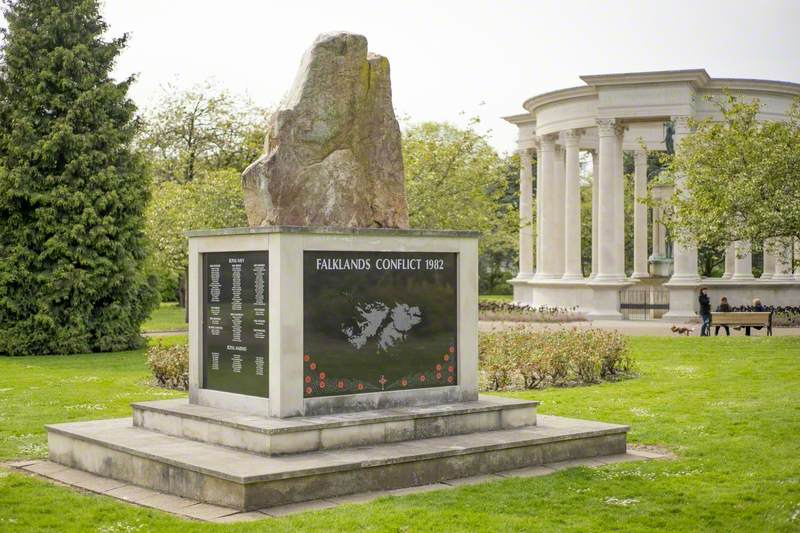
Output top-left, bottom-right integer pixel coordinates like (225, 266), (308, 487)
(552, 144), (566, 277)
(562, 130), (583, 280)
(590, 150), (599, 278)
(668, 116), (700, 283)
(731, 240), (754, 280)
(517, 148), (535, 279)
(774, 238), (794, 280)
(761, 239), (776, 280)
(594, 119), (625, 281)
(722, 243), (735, 279)
(632, 149), (649, 278)
(534, 134), (558, 279)
(535, 151), (543, 275)
(652, 206), (663, 257)
(614, 126), (626, 276)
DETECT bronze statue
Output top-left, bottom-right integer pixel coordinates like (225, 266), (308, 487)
(664, 121), (675, 155)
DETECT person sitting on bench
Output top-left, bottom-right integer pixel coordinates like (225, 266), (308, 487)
(746, 298), (766, 336)
(715, 296), (732, 336)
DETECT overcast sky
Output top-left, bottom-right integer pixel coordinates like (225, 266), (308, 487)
(103, 0), (800, 153)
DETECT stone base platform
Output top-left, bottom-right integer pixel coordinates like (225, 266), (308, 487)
(130, 396), (539, 455)
(46, 398), (628, 511)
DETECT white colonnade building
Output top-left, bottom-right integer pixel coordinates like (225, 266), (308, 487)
(505, 69), (800, 319)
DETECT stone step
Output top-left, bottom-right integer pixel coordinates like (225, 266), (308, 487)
(47, 414), (628, 511)
(131, 395), (539, 455)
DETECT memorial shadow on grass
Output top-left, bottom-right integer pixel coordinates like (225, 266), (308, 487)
(1, 336), (799, 531)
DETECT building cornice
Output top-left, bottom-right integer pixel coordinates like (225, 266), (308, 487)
(579, 68), (711, 88)
(502, 113), (535, 125)
(522, 86), (596, 113)
(514, 69), (800, 117)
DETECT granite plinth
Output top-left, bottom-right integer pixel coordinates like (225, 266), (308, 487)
(47, 413), (627, 511)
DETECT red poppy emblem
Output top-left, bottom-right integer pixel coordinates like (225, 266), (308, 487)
(309, 363), (317, 370)
(303, 354), (310, 362)
(305, 386), (312, 394)
(304, 375), (311, 384)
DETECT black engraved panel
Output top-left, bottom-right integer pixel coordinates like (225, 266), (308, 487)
(303, 251), (457, 398)
(202, 251), (268, 397)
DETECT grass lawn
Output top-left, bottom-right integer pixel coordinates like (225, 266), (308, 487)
(1, 336), (799, 531)
(479, 294), (513, 302)
(141, 302), (188, 332)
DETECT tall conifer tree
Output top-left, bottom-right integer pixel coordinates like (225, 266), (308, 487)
(0, 0), (158, 355)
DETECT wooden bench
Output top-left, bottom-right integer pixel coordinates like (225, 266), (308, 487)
(710, 312), (773, 336)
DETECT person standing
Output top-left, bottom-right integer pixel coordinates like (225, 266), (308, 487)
(698, 288), (711, 336)
(715, 296), (732, 336)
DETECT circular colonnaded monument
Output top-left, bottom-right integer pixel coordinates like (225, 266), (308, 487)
(505, 69), (800, 319)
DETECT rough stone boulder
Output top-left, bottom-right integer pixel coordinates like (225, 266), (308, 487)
(242, 32), (409, 228)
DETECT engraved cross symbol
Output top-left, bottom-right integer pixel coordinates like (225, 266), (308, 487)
(378, 375), (387, 390)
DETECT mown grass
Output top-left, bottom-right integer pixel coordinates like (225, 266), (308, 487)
(478, 294), (513, 303)
(141, 302), (187, 332)
(1, 336), (799, 532)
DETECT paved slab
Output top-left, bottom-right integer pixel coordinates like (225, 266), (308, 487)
(386, 483), (451, 497)
(106, 484), (159, 503)
(137, 493), (198, 512)
(497, 465), (556, 478)
(23, 461), (68, 476)
(442, 473), (505, 486)
(211, 511), (270, 523)
(47, 466), (127, 492)
(179, 503), (239, 520)
(260, 499), (339, 517)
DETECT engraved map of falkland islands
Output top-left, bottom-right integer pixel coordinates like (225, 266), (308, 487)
(342, 301), (422, 352)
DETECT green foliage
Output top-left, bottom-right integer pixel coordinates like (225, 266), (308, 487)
(402, 120), (519, 292)
(479, 328), (633, 390)
(146, 342), (189, 390)
(145, 169), (248, 290)
(658, 95), (800, 249)
(136, 81), (269, 183)
(0, 0), (158, 355)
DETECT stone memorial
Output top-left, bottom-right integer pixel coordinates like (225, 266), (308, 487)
(46, 32), (628, 513)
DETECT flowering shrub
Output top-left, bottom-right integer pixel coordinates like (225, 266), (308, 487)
(478, 327), (634, 391)
(730, 305), (800, 327)
(146, 343), (189, 390)
(478, 301), (587, 323)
